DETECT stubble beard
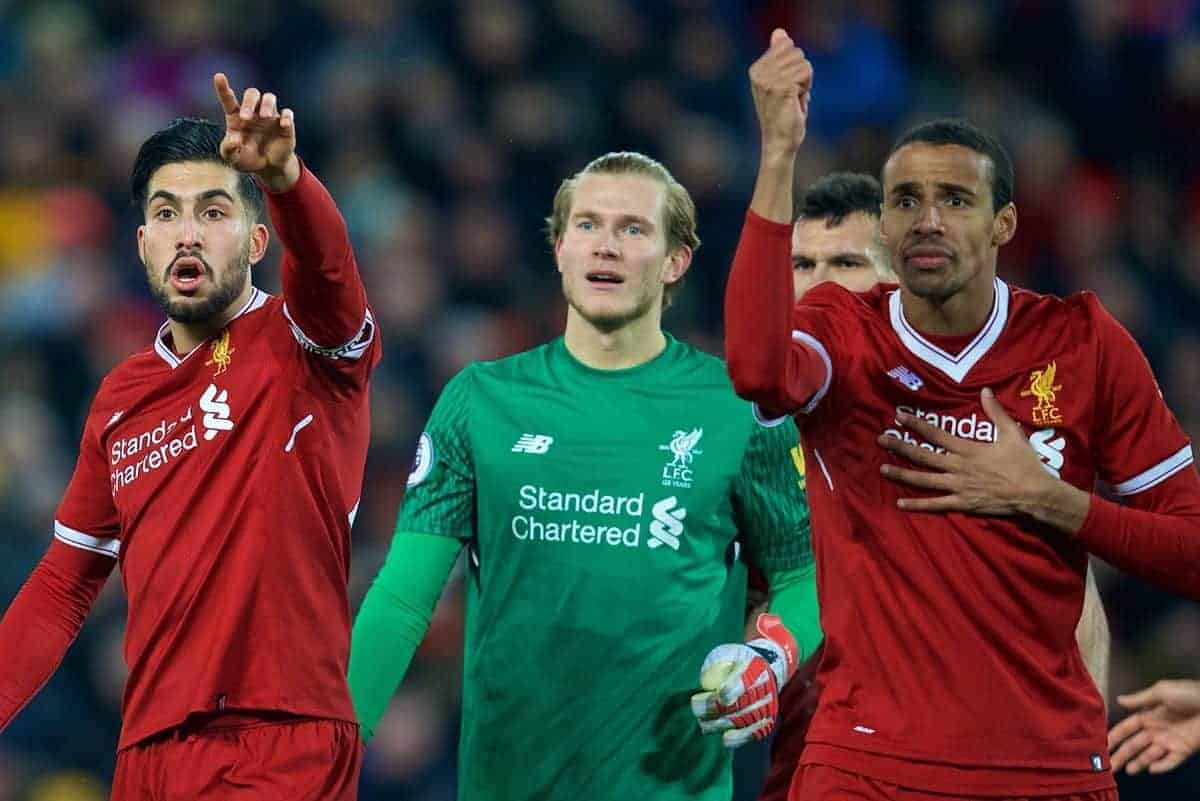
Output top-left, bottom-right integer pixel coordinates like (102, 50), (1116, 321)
(148, 246), (251, 324)
(562, 273), (659, 333)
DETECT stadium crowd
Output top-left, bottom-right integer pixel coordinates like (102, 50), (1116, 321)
(0, 0), (1197, 798)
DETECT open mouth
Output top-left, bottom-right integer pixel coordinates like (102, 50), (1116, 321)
(586, 271), (625, 286)
(169, 257), (208, 294)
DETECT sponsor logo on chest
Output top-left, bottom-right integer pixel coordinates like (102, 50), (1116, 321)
(108, 382), (236, 497)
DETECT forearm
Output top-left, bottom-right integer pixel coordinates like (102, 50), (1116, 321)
(749, 149), (798, 225)
(268, 162), (367, 347)
(348, 532), (462, 740)
(0, 542), (108, 730)
(1072, 495), (1200, 601)
(724, 212), (826, 415)
(764, 562), (822, 663)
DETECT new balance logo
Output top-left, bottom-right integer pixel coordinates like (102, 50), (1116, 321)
(199, 384), (235, 441)
(887, 366), (924, 391)
(648, 496), (687, 550)
(105, 410), (125, 431)
(512, 434), (554, 454)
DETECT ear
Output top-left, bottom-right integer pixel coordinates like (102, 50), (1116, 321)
(554, 237), (564, 275)
(992, 203), (1017, 247)
(663, 245), (693, 286)
(136, 225), (147, 265)
(248, 223), (270, 266)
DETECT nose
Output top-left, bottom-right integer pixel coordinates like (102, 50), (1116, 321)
(177, 216), (202, 251)
(811, 263), (832, 285)
(593, 228), (619, 259)
(913, 203), (944, 235)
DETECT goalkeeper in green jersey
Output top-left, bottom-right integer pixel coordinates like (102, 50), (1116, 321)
(349, 152), (820, 801)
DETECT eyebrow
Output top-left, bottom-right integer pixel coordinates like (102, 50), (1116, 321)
(570, 210), (656, 228)
(148, 188), (238, 206)
(889, 181), (977, 197)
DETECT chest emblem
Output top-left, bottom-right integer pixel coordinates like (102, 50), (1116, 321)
(659, 428), (703, 489)
(1020, 361), (1063, 425)
(205, 330), (236, 376)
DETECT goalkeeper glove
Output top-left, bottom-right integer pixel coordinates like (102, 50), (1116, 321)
(690, 612), (798, 748)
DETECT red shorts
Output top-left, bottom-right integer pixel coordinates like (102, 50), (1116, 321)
(788, 764), (1119, 801)
(112, 713), (362, 801)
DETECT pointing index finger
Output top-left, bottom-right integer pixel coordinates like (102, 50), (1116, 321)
(213, 73), (239, 115)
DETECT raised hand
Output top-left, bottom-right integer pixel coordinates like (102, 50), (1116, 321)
(213, 72), (300, 192)
(1109, 679), (1200, 774)
(748, 29), (813, 157)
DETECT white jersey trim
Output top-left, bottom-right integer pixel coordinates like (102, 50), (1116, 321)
(888, 277), (1009, 383)
(752, 403), (790, 428)
(791, 330), (833, 414)
(349, 499), (361, 527)
(54, 520), (120, 558)
(282, 305), (376, 361)
(153, 288), (269, 369)
(1111, 444), (1195, 496)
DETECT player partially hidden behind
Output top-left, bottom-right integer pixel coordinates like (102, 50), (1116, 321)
(0, 74), (379, 799)
(349, 151), (820, 800)
(748, 173), (1112, 801)
(719, 28), (1200, 801)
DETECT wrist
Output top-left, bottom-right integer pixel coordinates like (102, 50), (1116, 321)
(1022, 477), (1090, 534)
(759, 142), (800, 168)
(256, 154), (301, 193)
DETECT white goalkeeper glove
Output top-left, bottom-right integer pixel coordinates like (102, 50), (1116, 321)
(690, 613), (798, 748)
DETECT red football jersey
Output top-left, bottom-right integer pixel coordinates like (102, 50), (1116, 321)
(726, 212), (1198, 795)
(50, 165), (379, 748)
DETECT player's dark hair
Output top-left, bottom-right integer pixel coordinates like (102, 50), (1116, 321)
(795, 172), (882, 226)
(886, 119), (1013, 213)
(130, 118), (264, 221)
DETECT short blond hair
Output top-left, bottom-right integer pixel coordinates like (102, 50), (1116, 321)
(545, 152), (700, 307)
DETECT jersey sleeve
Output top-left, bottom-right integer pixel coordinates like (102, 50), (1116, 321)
(54, 390), (122, 560)
(1088, 294), (1192, 491)
(394, 368), (477, 541)
(731, 413), (813, 575)
(268, 162), (380, 386)
(724, 211), (834, 418)
(1071, 294), (1200, 600)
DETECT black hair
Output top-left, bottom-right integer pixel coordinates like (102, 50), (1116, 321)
(886, 119), (1013, 212)
(795, 172), (882, 226)
(130, 118), (264, 221)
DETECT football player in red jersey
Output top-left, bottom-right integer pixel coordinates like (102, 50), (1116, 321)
(718, 28), (1200, 801)
(746, 173), (1111, 801)
(0, 74), (379, 799)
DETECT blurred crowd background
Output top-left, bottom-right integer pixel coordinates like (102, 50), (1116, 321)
(0, 0), (1198, 798)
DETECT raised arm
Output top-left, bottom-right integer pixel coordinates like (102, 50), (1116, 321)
(724, 31), (828, 417)
(214, 73), (370, 354)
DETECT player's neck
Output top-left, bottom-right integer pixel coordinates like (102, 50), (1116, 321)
(899, 274), (996, 337)
(166, 283), (254, 354)
(563, 309), (667, 370)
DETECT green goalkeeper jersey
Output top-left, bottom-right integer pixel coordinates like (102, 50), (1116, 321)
(397, 335), (810, 801)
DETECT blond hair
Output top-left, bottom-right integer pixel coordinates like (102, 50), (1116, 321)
(545, 152), (700, 307)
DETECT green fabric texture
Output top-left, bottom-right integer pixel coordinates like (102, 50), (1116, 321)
(356, 335), (815, 800)
(764, 561), (823, 662)
(349, 531), (462, 739)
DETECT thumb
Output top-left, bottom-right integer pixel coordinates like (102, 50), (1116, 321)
(770, 28), (792, 49)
